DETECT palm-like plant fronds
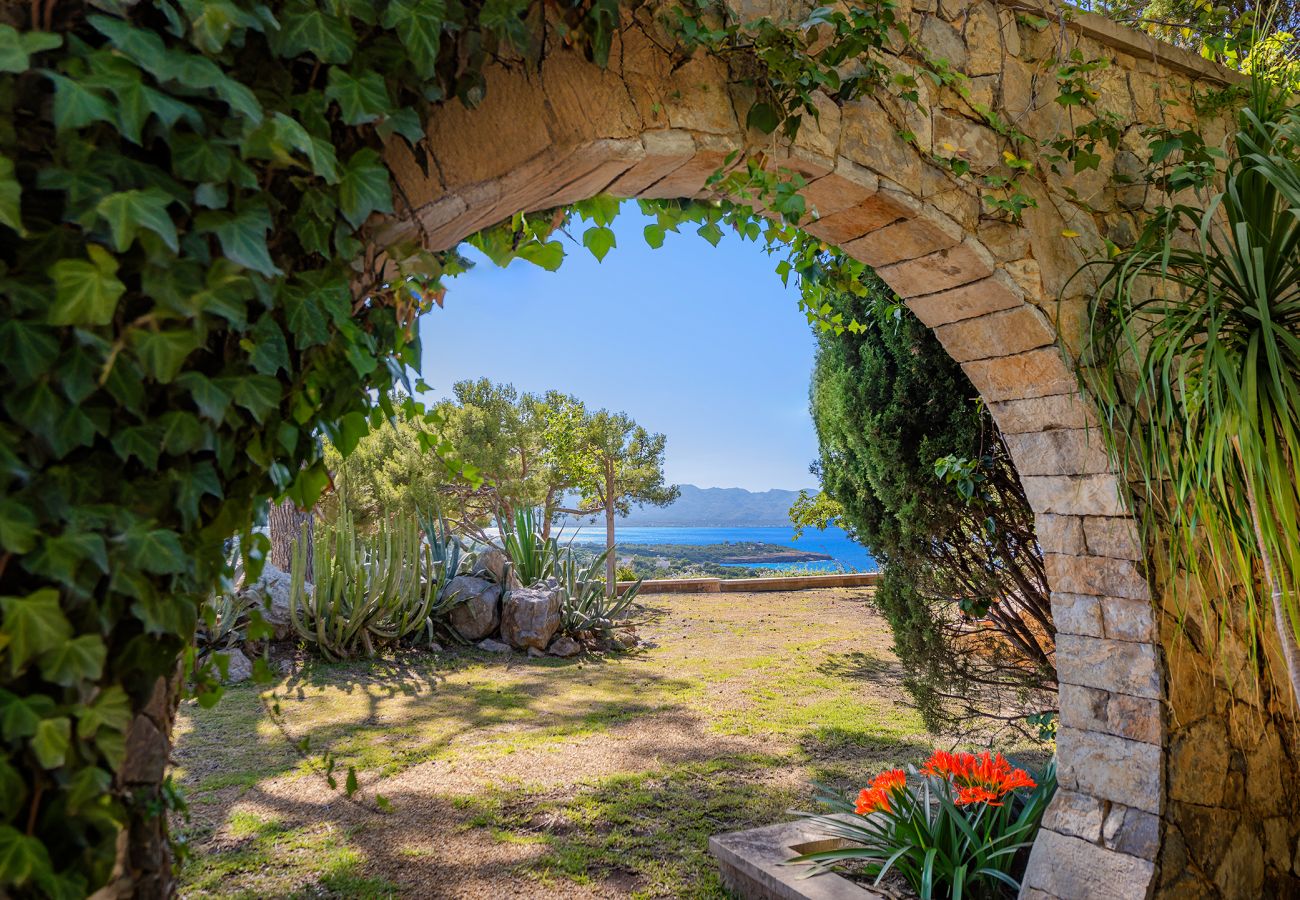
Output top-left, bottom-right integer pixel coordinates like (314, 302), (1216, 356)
(1084, 74), (1300, 705)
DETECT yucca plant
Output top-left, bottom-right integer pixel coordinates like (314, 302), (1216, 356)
(1083, 73), (1300, 706)
(790, 753), (1056, 899)
(288, 508), (442, 660)
(500, 506), (560, 586)
(556, 546), (643, 639)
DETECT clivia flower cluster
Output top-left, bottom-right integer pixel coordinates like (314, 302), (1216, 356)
(854, 750), (1036, 815)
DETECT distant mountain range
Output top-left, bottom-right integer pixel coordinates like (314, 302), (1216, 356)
(562, 484), (812, 527)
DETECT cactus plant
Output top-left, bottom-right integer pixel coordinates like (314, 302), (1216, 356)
(288, 509), (445, 660)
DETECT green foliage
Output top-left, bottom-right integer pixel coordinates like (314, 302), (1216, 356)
(289, 510), (446, 661)
(1083, 75), (1300, 702)
(808, 272), (1053, 736)
(788, 489), (845, 540)
(500, 507), (558, 587)
(792, 756), (1057, 898)
(194, 591), (256, 661)
(556, 547), (643, 640)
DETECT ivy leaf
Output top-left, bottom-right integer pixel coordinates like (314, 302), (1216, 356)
(582, 225), (615, 262)
(377, 108), (424, 144)
(65, 767), (111, 814)
(0, 757), (25, 820)
(76, 685), (131, 739)
(196, 205), (281, 277)
(274, 4), (356, 63)
(232, 375), (281, 423)
(381, 0), (445, 76)
(0, 500), (37, 553)
(338, 149), (393, 228)
(175, 372), (231, 423)
(122, 527), (188, 575)
(516, 240), (564, 272)
(643, 224), (665, 249)
(48, 245), (126, 326)
(697, 222), (724, 246)
(0, 825), (52, 887)
(0, 320), (57, 384)
(746, 101), (781, 134)
(96, 188), (179, 253)
(31, 716), (70, 769)
(112, 425), (162, 469)
(0, 155), (23, 234)
(324, 68), (390, 125)
(0, 26), (61, 73)
(0, 690), (53, 740)
(248, 315), (290, 375)
(130, 328), (203, 383)
(46, 73), (116, 131)
(38, 635), (106, 686)
(0, 589), (71, 677)
(29, 531), (108, 587)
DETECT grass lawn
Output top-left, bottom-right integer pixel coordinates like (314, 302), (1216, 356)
(172, 588), (1035, 898)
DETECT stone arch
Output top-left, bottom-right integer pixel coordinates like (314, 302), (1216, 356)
(376, 2), (1299, 896)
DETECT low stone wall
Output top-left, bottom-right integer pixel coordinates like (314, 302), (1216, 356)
(618, 572), (881, 595)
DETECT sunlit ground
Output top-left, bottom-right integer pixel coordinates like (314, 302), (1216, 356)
(173, 589), (1038, 899)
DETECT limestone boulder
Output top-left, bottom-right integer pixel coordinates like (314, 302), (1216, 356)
(477, 638), (511, 653)
(472, 547), (521, 588)
(548, 635), (581, 658)
(500, 586), (562, 651)
(222, 648), (253, 684)
(238, 563), (300, 640)
(442, 575), (502, 641)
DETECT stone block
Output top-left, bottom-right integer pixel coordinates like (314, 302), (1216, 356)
(932, 109), (999, 168)
(803, 189), (918, 246)
(1001, 427), (1112, 476)
(1042, 789), (1105, 842)
(960, 347), (1077, 403)
(1036, 513), (1085, 555)
(1102, 597), (1157, 642)
(1022, 829), (1155, 900)
(1056, 634), (1161, 699)
(840, 96), (926, 186)
(1053, 592), (1104, 637)
(987, 392), (1097, 434)
(1082, 516), (1142, 561)
(1020, 474), (1127, 517)
(1104, 806), (1161, 860)
(1059, 683), (1162, 745)
(905, 271), (1023, 328)
(842, 210), (963, 267)
(1045, 553), (1148, 601)
(607, 130), (696, 196)
(877, 236), (994, 297)
(1057, 725), (1162, 812)
(638, 147), (735, 199)
(799, 157), (879, 219)
(933, 304), (1055, 363)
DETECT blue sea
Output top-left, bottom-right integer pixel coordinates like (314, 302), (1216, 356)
(553, 525), (877, 573)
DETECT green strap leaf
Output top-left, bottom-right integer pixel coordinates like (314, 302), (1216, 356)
(48, 245), (126, 326)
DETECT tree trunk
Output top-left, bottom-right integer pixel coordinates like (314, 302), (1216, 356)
(269, 498), (313, 581)
(90, 672), (182, 900)
(605, 462), (616, 598)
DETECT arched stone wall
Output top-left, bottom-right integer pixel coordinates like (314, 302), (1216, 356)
(377, 1), (1300, 895)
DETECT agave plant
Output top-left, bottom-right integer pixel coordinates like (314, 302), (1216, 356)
(500, 506), (560, 586)
(556, 546), (643, 640)
(1084, 74), (1300, 704)
(288, 508), (443, 660)
(418, 500), (467, 584)
(195, 589), (256, 660)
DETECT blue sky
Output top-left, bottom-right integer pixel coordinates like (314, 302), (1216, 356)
(416, 203), (820, 492)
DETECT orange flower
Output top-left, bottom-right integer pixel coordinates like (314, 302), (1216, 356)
(920, 750), (1036, 807)
(855, 768), (908, 815)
